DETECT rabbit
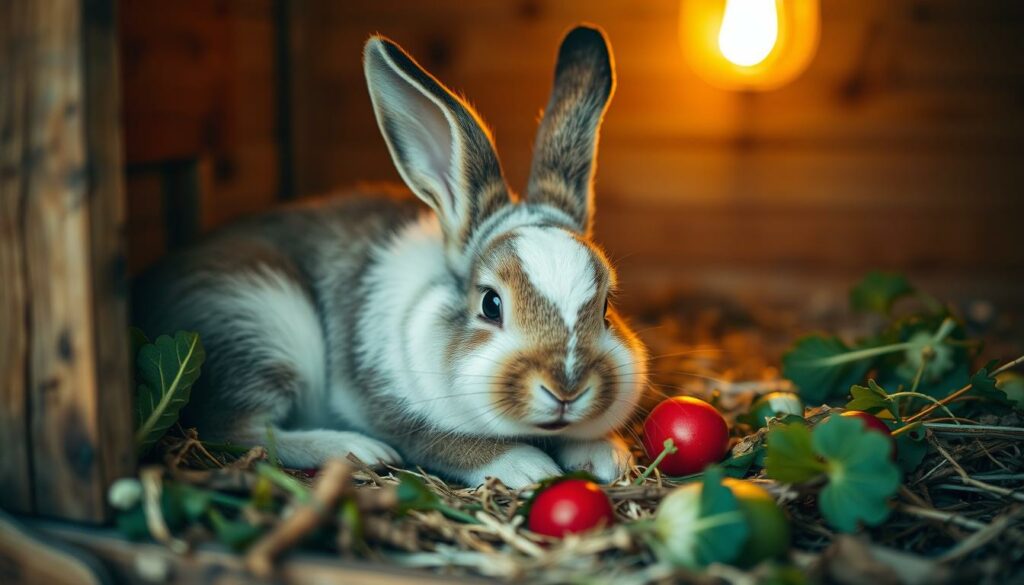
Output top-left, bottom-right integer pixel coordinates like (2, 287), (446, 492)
(132, 24), (648, 488)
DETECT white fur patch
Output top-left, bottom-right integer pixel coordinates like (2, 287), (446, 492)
(458, 444), (562, 488)
(557, 437), (634, 483)
(180, 267), (327, 424)
(233, 427), (401, 469)
(513, 226), (596, 330)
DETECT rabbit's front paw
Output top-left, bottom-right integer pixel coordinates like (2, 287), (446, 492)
(557, 437), (633, 484)
(463, 445), (562, 489)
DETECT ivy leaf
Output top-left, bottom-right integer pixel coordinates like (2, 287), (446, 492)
(849, 271), (913, 315)
(970, 365), (1011, 405)
(782, 335), (873, 403)
(847, 380), (899, 419)
(395, 472), (439, 514)
(765, 422), (825, 484)
(134, 331), (206, 455)
(653, 466), (748, 568)
(813, 416), (901, 532)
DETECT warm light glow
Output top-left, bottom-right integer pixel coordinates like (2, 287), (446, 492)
(680, 0), (820, 91)
(717, 0), (779, 67)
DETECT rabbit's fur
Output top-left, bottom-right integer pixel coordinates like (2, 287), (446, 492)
(133, 25), (648, 488)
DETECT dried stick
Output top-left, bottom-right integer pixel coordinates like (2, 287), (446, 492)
(930, 437), (1024, 503)
(894, 503), (987, 531)
(906, 354), (1024, 423)
(939, 506), (1024, 563)
(245, 459), (353, 577)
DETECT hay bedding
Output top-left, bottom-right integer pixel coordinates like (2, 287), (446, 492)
(119, 281), (1024, 584)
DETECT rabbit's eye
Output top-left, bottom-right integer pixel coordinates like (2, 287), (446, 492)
(603, 297), (610, 328)
(480, 288), (503, 324)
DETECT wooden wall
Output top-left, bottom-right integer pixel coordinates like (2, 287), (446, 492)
(286, 0), (1024, 303)
(120, 0), (1024, 304)
(119, 0), (277, 273)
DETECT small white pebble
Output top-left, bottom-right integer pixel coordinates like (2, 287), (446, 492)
(107, 477), (142, 510)
(134, 553), (171, 583)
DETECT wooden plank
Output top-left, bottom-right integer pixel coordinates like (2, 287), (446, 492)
(83, 0), (136, 497)
(0, 0), (35, 515)
(0, 0), (131, 522)
(33, 520), (488, 585)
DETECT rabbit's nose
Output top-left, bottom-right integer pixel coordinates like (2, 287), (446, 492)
(540, 384), (590, 405)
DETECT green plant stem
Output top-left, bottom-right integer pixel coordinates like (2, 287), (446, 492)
(691, 511), (746, 532)
(179, 484), (249, 509)
(635, 439), (678, 485)
(256, 462), (310, 501)
(890, 421), (923, 438)
(813, 317), (956, 368)
(887, 392), (959, 425)
(431, 503), (481, 525)
(906, 353), (1024, 423)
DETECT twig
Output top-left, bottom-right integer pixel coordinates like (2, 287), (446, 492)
(906, 354), (1024, 423)
(245, 459), (354, 577)
(894, 503), (987, 531)
(939, 506), (1024, 562)
(474, 512), (546, 558)
(930, 437), (1024, 503)
(139, 466), (189, 554)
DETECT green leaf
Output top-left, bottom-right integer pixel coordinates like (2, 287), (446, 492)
(653, 466), (748, 568)
(849, 271), (913, 315)
(765, 422), (826, 484)
(813, 416), (901, 532)
(395, 472), (439, 514)
(695, 467), (749, 566)
(970, 366), (1011, 405)
(134, 331), (206, 455)
(721, 448), (759, 477)
(847, 380), (899, 419)
(782, 335), (873, 403)
(894, 426), (929, 474)
(207, 508), (263, 551)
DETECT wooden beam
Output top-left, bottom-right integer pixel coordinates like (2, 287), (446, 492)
(0, 0), (34, 515)
(0, 0), (134, 522)
(83, 0), (136, 515)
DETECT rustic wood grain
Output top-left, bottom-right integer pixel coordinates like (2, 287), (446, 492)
(283, 0), (1024, 299)
(1, 0), (134, 522)
(83, 0), (137, 513)
(0, 0), (35, 514)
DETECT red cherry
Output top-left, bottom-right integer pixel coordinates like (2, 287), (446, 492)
(527, 479), (615, 538)
(642, 396), (730, 476)
(839, 410), (896, 459)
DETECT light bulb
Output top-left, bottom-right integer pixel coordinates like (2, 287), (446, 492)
(717, 0), (779, 67)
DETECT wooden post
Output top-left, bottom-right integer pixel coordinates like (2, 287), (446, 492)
(0, 0), (134, 522)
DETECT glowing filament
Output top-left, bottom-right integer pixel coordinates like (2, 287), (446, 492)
(718, 0), (779, 67)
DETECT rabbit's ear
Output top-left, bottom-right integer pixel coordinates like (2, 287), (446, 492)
(364, 36), (511, 261)
(527, 25), (615, 235)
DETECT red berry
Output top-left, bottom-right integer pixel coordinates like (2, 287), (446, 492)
(642, 396), (730, 476)
(527, 479), (615, 538)
(299, 468), (319, 478)
(839, 410), (896, 459)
